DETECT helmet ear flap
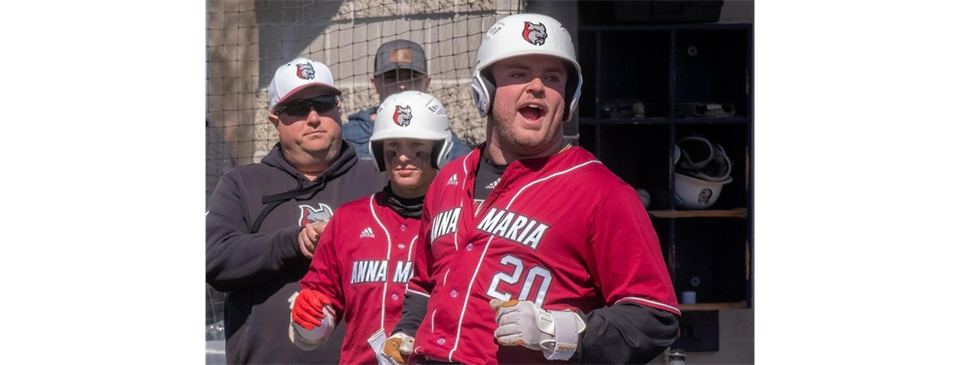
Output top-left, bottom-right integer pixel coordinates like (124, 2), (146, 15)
(471, 74), (495, 118)
(431, 135), (454, 169)
(370, 140), (386, 172)
(563, 66), (582, 122)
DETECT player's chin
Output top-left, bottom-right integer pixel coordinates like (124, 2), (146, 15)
(506, 130), (549, 148)
(302, 137), (333, 150)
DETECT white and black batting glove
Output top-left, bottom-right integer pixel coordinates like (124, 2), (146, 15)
(490, 299), (587, 361)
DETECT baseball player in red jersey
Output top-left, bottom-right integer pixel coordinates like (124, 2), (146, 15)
(290, 91), (456, 364)
(384, 13), (681, 365)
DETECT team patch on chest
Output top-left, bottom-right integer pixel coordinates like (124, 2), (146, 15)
(299, 203), (333, 226)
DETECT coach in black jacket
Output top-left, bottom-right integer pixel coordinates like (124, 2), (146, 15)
(206, 57), (385, 364)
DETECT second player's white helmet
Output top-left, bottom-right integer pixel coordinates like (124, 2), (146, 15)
(369, 90), (454, 172)
(471, 13), (582, 122)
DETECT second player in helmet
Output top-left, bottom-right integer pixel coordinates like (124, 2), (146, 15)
(290, 91), (454, 364)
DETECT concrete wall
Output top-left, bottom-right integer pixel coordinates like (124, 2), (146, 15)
(207, 0), (520, 165)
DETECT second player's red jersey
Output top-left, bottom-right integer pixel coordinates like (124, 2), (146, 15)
(301, 192), (419, 364)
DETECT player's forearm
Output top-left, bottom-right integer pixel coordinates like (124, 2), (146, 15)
(391, 292), (429, 337)
(576, 302), (680, 364)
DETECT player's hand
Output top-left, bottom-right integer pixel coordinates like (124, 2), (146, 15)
(382, 332), (415, 364)
(298, 220), (328, 258)
(289, 288), (336, 350)
(292, 288), (333, 330)
(490, 299), (586, 361)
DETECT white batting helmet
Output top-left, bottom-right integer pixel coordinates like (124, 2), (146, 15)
(673, 136), (734, 209)
(470, 13), (582, 122)
(369, 91), (454, 171)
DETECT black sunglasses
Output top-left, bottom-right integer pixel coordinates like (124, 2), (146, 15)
(275, 96), (339, 116)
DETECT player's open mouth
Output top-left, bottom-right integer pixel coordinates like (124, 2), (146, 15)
(519, 104), (544, 121)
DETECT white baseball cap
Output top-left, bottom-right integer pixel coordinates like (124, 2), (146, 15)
(268, 57), (342, 114)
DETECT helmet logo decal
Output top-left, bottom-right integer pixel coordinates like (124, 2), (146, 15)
(698, 188), (713, 204)
(299, 203), (333, 226)
(393, 105), (413, 127)
(522, 21), (548, 46)
(295, 63), (316, 80)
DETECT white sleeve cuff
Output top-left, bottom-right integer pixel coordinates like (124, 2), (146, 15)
(543, 310), (586, 361)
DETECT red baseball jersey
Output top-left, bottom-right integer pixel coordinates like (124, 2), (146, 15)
(405, 147), (680, 364)
(300, 192), (419, 364)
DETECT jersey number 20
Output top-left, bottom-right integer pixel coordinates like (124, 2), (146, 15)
(486, 254), (553, 307)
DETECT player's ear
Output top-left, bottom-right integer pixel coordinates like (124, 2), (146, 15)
(420, 75), (432, 91)
(268, 113), (281, 128)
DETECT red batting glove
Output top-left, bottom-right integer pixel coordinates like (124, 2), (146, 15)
(292, 288), (333, 330)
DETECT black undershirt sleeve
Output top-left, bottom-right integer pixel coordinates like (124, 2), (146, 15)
(574, 302), (680, 364)
(391, 292), (429, 338)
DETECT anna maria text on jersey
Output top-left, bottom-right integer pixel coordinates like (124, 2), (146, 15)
(350, 260), (414, 284)
(432, 206), (551, 250)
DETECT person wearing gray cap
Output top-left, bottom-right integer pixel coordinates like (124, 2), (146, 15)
(344, 39), (472, 160)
